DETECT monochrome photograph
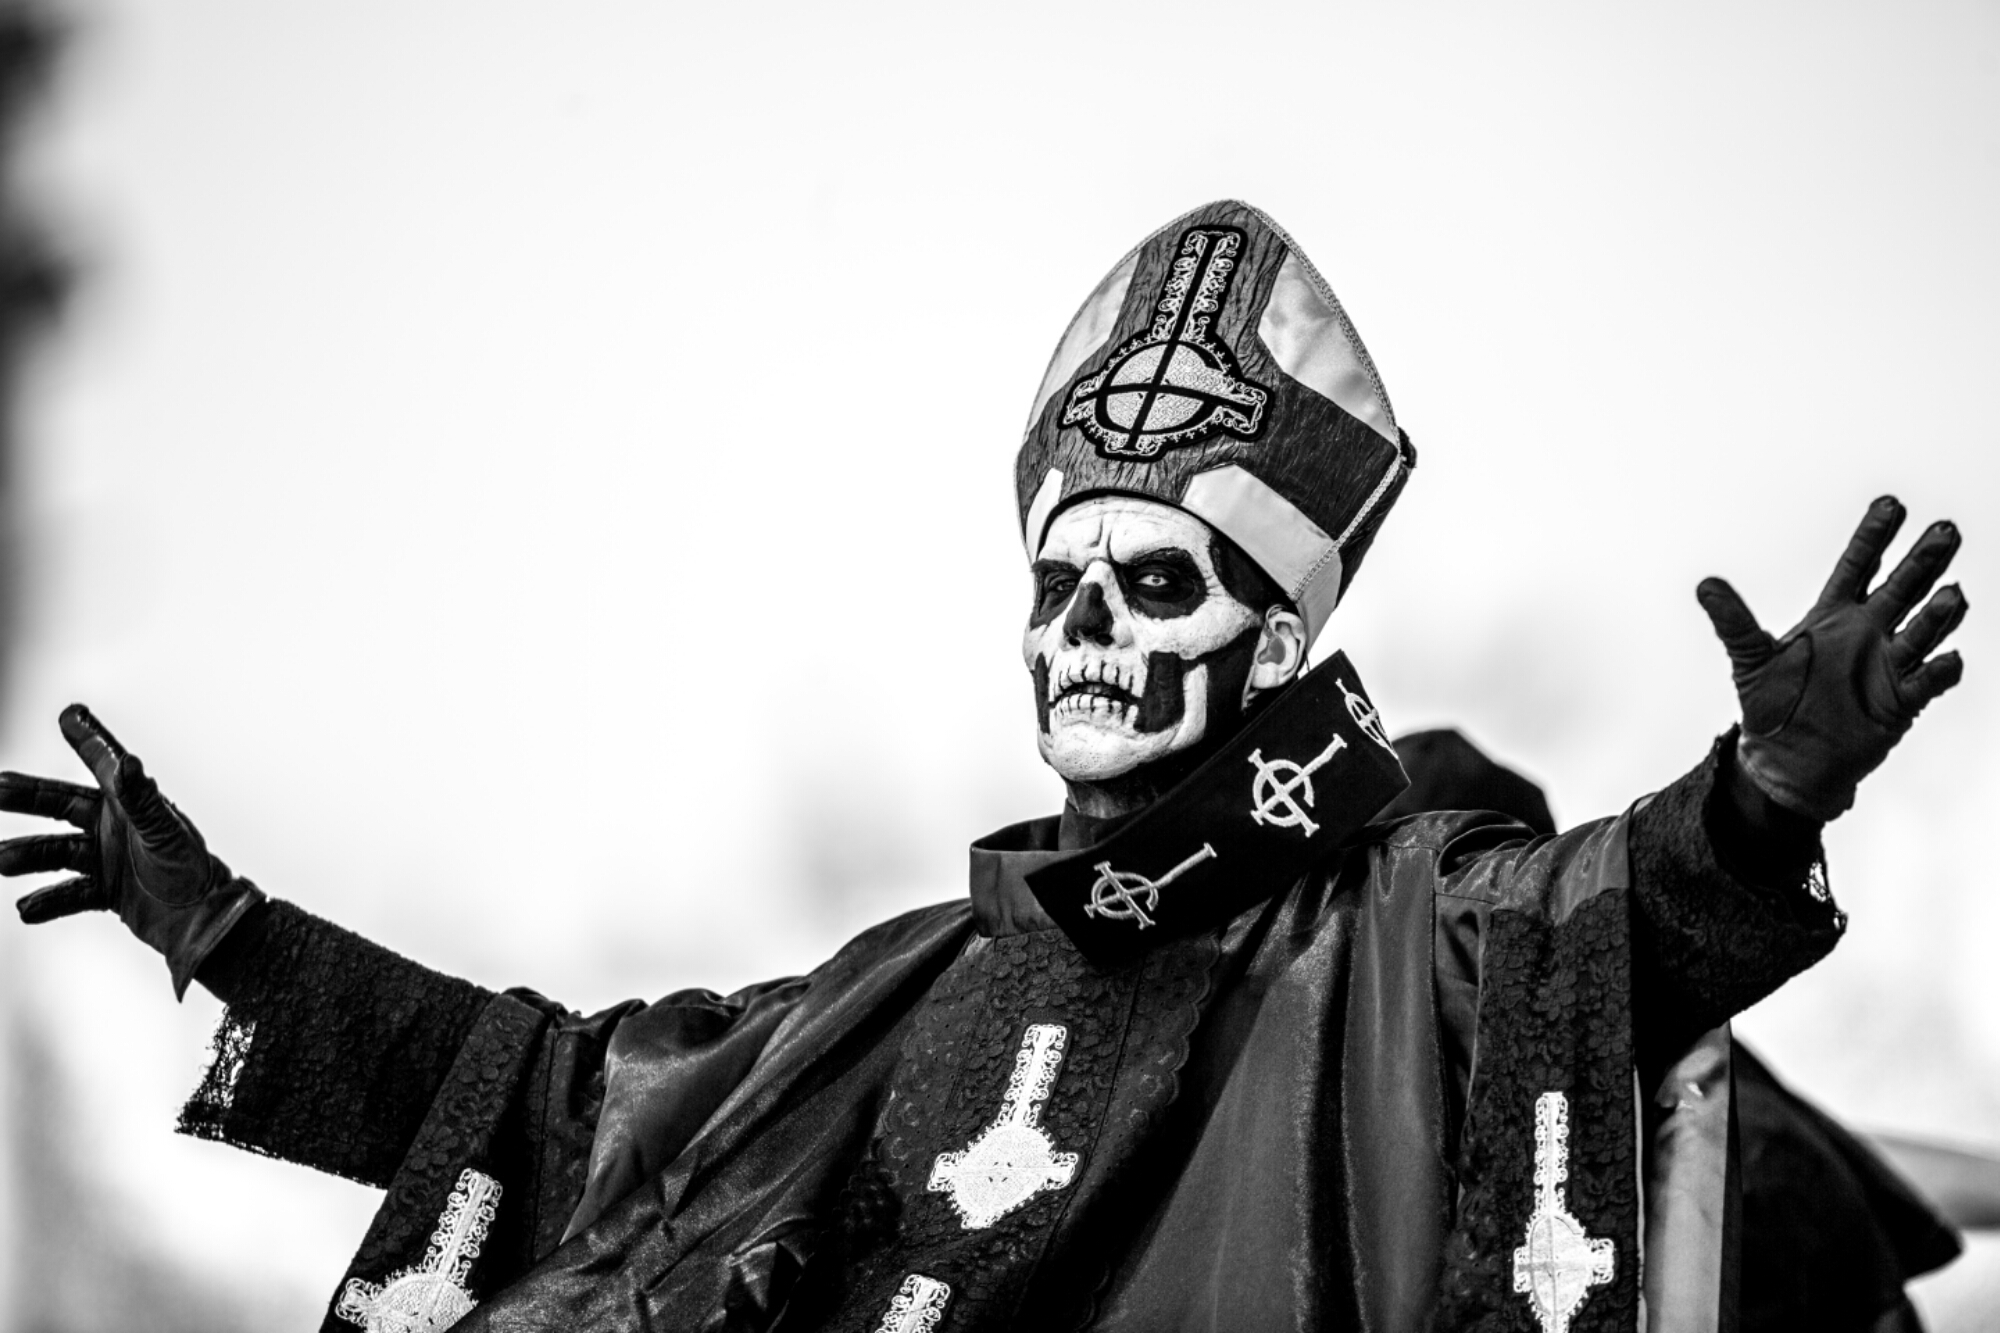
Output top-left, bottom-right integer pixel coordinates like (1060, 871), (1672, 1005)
(0, 3), (1994, 1330)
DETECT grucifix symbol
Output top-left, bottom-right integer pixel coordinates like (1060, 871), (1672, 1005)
(1511, 1092), (1615, 1333)
(1062, 226), (1270, 460)
(1247, 733), (1350, 837)
(336, 1168), (500, 1333)
(873, 1273), (952, 1333)
(1337, 676), (1394, 753)
(1084, 842), (1218, 929)
(928, 1024), (1080, 1230)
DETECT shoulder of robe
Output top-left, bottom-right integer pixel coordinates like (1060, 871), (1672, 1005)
(656, 898), (976, 1007)
(798, 898), (978, 992)
(1356, 807), (1538, 856)
(1351, 810), (1571, 916)
(1293, 811), (1539, 910)
(605, 899), (978, 1054)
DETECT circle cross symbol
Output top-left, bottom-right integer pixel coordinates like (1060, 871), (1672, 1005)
(1248, 748), (1321, 837)
(1337, 677), (1394, 753)
(1086, 864), (1161, 928)
(1082, 843), (1217, 931)
(1245, 735), (1346, 838)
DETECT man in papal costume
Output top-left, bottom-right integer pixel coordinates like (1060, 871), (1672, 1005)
(2, 201), (1971, 1332)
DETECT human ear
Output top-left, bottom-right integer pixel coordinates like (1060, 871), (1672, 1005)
(1245, 606), (1307, 697)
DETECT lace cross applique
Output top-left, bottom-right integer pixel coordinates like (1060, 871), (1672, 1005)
(874, 1273), (952, 1333)
(928, 1023), (1080, 1229)
(1511, 1092), (1614, 1333)
(336, 1168), (500, 1333)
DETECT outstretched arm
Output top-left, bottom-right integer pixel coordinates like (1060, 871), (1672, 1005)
(1435, 499), (1968, 1071)
(2, 704), (265, 997)
(1628, 497), (1967, 1057)
(1, 707), (506, 1187)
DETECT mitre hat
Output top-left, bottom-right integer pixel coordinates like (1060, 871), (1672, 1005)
(1015, 199), (1416, 646)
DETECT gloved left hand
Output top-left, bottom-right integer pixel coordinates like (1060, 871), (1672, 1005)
(1, 704), (264, 998)
(1697, 496), (1968, 822)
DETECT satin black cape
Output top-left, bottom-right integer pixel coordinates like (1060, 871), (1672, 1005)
(184, 736), (1841, 1332)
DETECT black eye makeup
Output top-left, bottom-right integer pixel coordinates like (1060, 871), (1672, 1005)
(1115, 548), (1206, 618)
(1030, 560), (1082, 626)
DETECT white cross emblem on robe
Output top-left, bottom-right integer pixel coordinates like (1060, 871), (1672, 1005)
(873, 1273), (952, 1333)
(927, 1023), (1080, 1229)
(336, 1168), (500, 1333)
(1511, 1092), (1615, 1333)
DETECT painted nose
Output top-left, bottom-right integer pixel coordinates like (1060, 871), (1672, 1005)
(1064, 580), (1116, 646)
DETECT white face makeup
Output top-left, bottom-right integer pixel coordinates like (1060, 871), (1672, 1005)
(1022, 497), (1267, 783)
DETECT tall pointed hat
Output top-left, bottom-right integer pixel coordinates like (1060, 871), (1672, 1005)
(1016, 200), (1415, 646)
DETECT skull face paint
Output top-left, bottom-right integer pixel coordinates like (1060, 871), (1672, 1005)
(1024, 497), (1266, 784)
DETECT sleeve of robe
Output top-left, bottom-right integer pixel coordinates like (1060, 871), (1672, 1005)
(177, 898), (811, 1332)
(1429, 731), (1845, 1135)
(1423, 732), (1846, 1332)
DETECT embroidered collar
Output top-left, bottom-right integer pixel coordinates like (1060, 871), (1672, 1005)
(970, 652), (1407, 966)
(969, 805), (1151, 938)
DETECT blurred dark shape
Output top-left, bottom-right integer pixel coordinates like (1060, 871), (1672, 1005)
(0, 0), (67, 714)
(0, 8), (262, 1330)
(1735, 1046), (1960, 1333)
(1386, 727), (1962, 1333)
(1379, 727), (1555, 836)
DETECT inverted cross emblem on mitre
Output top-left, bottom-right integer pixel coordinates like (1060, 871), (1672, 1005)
(1512, 1092), (1614, 1333)
(928, 1023), (1080, 1229)
(1062, 226), (1269, 460)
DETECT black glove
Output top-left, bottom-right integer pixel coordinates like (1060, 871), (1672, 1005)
(1697, 496), (1967, 822)
(2, 704), (263, 998)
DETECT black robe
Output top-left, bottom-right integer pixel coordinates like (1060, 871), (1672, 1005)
(181, 671), (1841, 1332)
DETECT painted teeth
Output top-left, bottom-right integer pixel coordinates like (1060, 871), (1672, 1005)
(1049, 694), (1142, 729)
(1050, 658), (1136, 700)
(1052, 695), (1134, 717)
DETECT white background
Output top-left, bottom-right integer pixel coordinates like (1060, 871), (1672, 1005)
(0, 1), (1995, 1325)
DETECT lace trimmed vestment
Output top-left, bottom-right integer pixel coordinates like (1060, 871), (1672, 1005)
(181, 724), (1840, 1333)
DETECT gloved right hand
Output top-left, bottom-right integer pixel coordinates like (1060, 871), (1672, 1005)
(1696, 497), (1967, 822)
(1, 704), (263, 998)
